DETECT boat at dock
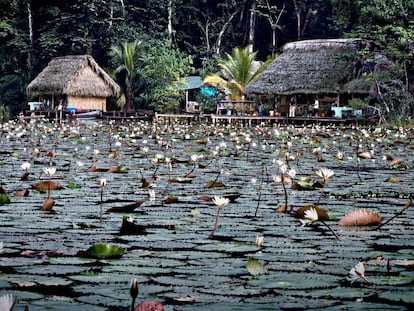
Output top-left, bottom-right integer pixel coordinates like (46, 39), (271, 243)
(67, 110), (101, 120)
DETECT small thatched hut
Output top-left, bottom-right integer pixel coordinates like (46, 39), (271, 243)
(26, 55), (120, 112)
(245, 38), (371, 115)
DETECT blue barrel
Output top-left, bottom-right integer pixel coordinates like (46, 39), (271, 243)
(66, 107), (77, 113)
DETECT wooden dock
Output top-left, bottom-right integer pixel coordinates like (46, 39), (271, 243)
(154, 113), (211, 125)
(20, 111), (373, 127)
(154, 113), (370, 127)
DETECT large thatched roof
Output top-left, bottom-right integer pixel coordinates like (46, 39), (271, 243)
(245, 38), (370, 96)
(26, 55), (120, 97)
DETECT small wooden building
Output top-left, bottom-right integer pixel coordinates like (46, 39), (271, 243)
(245, 38), (372, 116)
(176, 76), (203, 113)
(26, 55), (120, 112)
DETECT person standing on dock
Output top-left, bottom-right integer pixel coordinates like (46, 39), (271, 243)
(314, 98), (320, 117)
(18, 111), (25, 123)
(289, 97), (296, 117)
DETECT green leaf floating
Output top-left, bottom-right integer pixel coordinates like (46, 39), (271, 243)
(78, 243), (125, 259)
(0, 193), (11, 205)
(67, 182), (81, 189)
(246, 258), (268, 276)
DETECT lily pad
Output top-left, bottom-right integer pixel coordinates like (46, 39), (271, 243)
(247, 272), (338, 290)
(0, 194), (11, 204)
(246, 258), (269, 276)
(106, 200), (144, 213)
(31, 181), (63, 191)
(77, 243), (125, 259)
(377, 289), (414, 304)
(207, 180), (225, 188)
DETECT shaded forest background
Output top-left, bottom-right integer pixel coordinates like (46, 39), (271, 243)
(1, 0), (414, 121)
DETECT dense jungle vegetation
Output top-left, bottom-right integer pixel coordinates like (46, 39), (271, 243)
(1, 0), (414, 124)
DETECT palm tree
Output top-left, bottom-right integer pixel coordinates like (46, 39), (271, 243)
(110, 40), (144, 112)
(203, 47), (270, 98)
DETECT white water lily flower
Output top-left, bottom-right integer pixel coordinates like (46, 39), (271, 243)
(148, 189), (155, 200)
(212, 196), (230, 209)
(100, 178), (107, 188)
(349, 261), (370, 284)
(219, 142), (227, 150)
(21, 162), (31, 171)
(130, 278), (139, 299)
(274, 159), (284, 167)
(273, 175), (282, 183)
(190, 154), (201, 162)
(300, 207), (319, 226)
(312, 147), (321, 155)
(0, 293), (14, 311)
(255, 235), (264, 247)
(43, 167), (56, 177)
(315, 168), (335, 180)
(279, 164), (287, 174)
(287, 169), (296, 178)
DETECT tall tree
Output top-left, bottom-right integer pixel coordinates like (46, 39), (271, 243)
(0, 0), (31, 115)
(142, 37), (194, 112)
(247, 0), (257, 54)
(253, 0), (286, 56)
(110, 40), (144, 111)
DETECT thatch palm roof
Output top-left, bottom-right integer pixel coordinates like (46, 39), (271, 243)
(245, 38), (370, 96)
(26, 55), (120, 97)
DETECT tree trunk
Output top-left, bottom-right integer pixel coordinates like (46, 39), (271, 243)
(292, 0), (301, 40)
(168, 0), (173, 43)
(271, 26), (276, 56)
(27, 0), (33, 68)
(248, 0), (256, 54)
(126, 92), (133, 112)
(296, 11), (301, 40)
(215, 9), (239, 54)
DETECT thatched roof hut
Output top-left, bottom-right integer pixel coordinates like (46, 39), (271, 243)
(245, 38), (370, 96)
(26, 55), (120, 111)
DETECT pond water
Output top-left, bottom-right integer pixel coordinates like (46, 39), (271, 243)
(0, 120), (413, 310)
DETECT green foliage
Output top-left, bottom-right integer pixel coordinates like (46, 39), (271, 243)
(196, 93), (217, 113)
(0, 0), (413, 123)
(0, 104), (10, 122)
(159, 99), (181, 114)
(0, 74), (26, 116)
(347, 98), (367, 110)
(142, 38), (194, 112)
(110, 40), (145, 111)
(204, 47), (271, 97)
